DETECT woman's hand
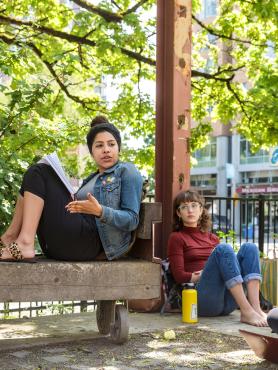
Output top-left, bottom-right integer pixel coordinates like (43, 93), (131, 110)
(66, 193), (103, 217)
(190, 270), (203, 284)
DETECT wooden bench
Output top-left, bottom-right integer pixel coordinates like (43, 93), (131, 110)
(0, 202), (162, 344)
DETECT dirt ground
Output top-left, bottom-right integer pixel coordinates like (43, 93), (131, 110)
(1, 327), (277, 370)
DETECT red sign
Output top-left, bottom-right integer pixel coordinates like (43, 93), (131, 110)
(236, 185), (278, 194)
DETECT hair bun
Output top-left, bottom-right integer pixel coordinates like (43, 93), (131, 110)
(90, 115), (109, 127)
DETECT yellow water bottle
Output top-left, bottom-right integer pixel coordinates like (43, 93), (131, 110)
(182, 283), (198, 323)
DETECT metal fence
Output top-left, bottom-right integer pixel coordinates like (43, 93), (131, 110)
(0, 300), (97, 320)
(146, 193), (278, 257)
(205, 196), (278, 257)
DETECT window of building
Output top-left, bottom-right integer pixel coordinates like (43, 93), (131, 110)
(208, 33), (218, 45)
(205, 57), (215, 72)
(240, 138), (269, 165)
(190, 174), (216, 187)
(202, 0), (217, 17)
(242, 82), (249, 92)
(192, 137), (217, 167)
(257, 177), (268, 183)
(265, 41), (275, 59)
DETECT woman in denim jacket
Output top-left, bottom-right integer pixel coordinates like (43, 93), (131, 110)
(0, 116), (143, 262)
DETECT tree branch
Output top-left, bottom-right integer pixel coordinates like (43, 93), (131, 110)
(0, 14), (98, 45)
(192, 64), (244, 80)
(111, 1), (122, 11)
(26, 42), (100, 110)
(71, 0), (150, 21)
(78, 44), (89, 70)
(123, 0), (150, 15)
(0, 34), (102, 111)
(0, 33), (14, 45)
(238, 0), (256, 4)
(0, 14), (156, 66)
(192, 15), (267, 48)
(192, 70), (235, 82)
(226, 81), (250, 119)
(13, 136), (40, 155)
(70, 0), (123, 22)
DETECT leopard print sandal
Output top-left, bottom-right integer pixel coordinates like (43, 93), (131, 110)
(0, 241), (36, 263)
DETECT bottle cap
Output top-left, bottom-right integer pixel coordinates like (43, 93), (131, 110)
(183, 282), (195, 288)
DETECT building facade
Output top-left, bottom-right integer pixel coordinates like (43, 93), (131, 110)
(191, 134), (278, 199)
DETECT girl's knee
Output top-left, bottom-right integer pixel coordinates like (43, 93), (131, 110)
(240, 242), (259, 255)
(215, 243), (234, 255)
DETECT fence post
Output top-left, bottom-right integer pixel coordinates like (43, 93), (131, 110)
(258, 195), (265, 253)
(80, 300), (88, 312)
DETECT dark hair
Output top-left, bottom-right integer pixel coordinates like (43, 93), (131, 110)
(86, 115), (121, 154)
(172, 189), (211, 232)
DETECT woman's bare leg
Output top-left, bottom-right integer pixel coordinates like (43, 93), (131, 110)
(1, 192), (44, 259)
(1, 195), (24, 246)
(246, 279), (267, 319)
(229, 283), (268, 327)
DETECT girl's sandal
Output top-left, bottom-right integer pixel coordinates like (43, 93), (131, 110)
(0, 242), (36, 263)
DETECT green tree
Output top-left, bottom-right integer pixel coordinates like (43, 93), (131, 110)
(0, 0), (277, 230)
(191, 0), (278, 152)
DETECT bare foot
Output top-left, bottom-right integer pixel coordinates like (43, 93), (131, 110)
(0, 233), (17, 247)
(251, 305), (268, 320)
(257, 310), (268, 320)
(241, 309), (268, 327)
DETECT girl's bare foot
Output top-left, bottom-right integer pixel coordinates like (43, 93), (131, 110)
(250, 304), (268, 320)
(257, 309), (268, 320)
(241, 309), (268, 327)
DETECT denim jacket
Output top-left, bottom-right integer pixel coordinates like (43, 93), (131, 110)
(80, 161), (143, 260)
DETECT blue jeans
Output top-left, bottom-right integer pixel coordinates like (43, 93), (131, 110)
(196, 243), (262, 316)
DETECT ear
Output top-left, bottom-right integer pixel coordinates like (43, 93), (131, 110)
(176, 209), (181, 218)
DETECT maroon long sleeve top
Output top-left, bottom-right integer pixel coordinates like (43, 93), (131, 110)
(167, 226), (220, 284)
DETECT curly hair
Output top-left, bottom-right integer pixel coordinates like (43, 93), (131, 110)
(172, 189), (211, 232)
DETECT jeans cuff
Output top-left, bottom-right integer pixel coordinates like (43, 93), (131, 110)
(243, 273), (262, 283)
(225, 275), (243, 289)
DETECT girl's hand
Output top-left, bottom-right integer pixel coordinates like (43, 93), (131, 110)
(190, 270), (203, 283)
(66, 193), (103, 217)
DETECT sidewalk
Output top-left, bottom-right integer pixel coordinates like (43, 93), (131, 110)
(0, 309), (272, 350)
(0, 310), (276, 369)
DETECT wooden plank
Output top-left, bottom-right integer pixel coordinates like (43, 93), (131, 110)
(137, 202), (162, 239)
(129, 202), (162, 261)
(0, 260), (161, 302)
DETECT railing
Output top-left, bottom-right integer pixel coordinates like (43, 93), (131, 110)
(144, 193), (277, 256)
(0, 300), (96, 320)
(205, 196), (278, 257)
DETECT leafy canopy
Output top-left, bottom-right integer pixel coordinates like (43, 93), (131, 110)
(0, 0), (277, 230)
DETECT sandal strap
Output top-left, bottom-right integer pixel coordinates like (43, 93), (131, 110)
(8, 242), (23, 260)
(0, 239), (5, 257)
(0, 238), (5, 249)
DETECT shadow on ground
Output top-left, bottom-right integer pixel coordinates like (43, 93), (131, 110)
(1, 327), (276, 369)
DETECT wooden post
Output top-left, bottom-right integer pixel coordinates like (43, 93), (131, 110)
(155, 0), (192, 257)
